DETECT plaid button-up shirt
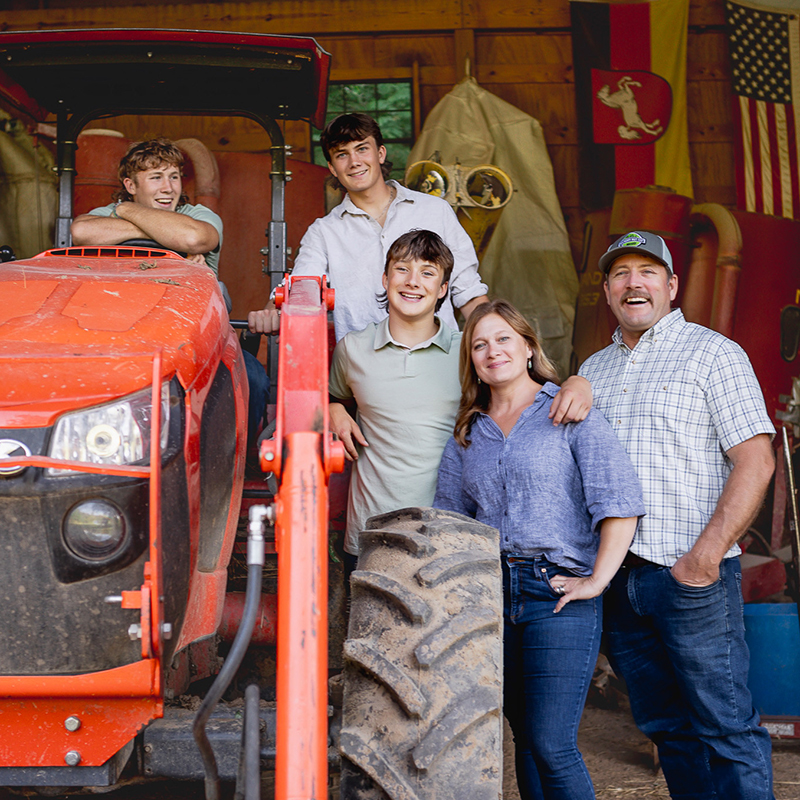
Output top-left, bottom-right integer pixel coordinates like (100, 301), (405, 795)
(579, 310), (774, 567)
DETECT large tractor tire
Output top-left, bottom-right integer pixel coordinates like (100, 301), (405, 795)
(340, 507), (503, 800)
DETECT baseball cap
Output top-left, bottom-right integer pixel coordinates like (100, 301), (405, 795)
(599, 230), (673, 275)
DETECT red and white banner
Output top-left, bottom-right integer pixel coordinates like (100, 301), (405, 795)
(726, 0), (800, 218)
(571, 0), (693, 211)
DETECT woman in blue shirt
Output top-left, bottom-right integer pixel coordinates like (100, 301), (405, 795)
(434, 300), (645, 800)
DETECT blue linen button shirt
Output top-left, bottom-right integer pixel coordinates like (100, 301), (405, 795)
(434, 382), (645, 575)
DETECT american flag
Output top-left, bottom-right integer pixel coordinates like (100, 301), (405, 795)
(726, 0), (800, 218)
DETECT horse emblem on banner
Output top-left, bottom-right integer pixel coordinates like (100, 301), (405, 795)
(591, 69), (672, 145)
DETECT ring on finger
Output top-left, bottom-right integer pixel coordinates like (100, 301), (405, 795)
(555, 585), (566, 596)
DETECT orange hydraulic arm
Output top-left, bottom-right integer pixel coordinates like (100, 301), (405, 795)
(260, 276), (345, 800)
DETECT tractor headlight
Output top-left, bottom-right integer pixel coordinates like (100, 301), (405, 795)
(48, 383), (170, 476)
(63, 499), (126, 560)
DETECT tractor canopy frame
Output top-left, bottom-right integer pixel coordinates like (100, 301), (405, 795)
(0, 27), (331, 393)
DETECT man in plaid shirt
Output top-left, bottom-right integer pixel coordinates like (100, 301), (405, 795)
(580, 231), (776, 799)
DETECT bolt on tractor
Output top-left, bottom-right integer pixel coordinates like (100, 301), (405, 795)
(0, 28), (504, 800)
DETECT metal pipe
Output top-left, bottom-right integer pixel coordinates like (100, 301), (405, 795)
(219, 592), (277, 645)
(244, 683), (261, 800)
(55, 106), (75, 248)
(235, 683), (262, 800)
(691, 203), (743, 339)
(253, 113), (288, 406)
(782, 427), (800, 637)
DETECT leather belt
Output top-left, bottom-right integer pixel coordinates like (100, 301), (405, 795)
(622, 551), (660, 569)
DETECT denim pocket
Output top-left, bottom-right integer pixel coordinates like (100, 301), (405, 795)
(541, 563), (574, 596)
(666, 566), (722, 594)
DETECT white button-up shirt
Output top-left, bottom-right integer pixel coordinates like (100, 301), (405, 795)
(292, 181), (488, 340)
(580, 310), (774, 566)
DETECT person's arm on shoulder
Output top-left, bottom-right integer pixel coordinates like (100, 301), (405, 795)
(548, 376), (592, 425)
(553, 516), (638, 612)
(71, 211), (147, 245)
(329, 399), (368, 461)
(459, 295), (489, 319)
(113, 202), (219, 254)
(672, 433), (774, 586)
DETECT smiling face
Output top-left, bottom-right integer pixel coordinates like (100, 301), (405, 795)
(604, 253), (678, 347)
(327, 136), (387, 195)
(382, 257), (448, 323)
(469, 312), (533, 388)
(123, 162), (182, 211)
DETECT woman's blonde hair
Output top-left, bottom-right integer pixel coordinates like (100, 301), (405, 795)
(454, 300), (560, 447)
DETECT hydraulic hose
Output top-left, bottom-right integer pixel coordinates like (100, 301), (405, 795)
(244, 683), (262, 800)
(193, 504), (270, 800)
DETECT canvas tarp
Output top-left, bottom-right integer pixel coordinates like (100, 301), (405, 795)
(0, 116), (57, 259)
(409, 78), (578, 377)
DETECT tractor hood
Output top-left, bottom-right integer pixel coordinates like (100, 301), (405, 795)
(0, 247), (232, 426)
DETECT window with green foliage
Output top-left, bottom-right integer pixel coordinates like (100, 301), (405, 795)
(312, 81), (413, 182)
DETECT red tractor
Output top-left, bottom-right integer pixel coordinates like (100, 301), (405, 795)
(0, 29), (504, 800)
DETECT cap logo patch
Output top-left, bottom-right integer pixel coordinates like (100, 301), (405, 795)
(618, 232), (646, 249)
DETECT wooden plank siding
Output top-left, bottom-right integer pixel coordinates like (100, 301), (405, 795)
(3, 0), (734, 268)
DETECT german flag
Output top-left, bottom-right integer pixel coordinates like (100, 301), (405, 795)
(570, 0), (693, 210)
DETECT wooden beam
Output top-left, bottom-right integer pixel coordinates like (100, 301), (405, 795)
(0, 0), (728, 34)
(0, 1), (465, 36)
(331, 63), (575, 87)
(464, 0), (570, 29)
(476, 64), (573, 84)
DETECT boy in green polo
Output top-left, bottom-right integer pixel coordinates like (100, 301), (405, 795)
(328, 229), (460, 573)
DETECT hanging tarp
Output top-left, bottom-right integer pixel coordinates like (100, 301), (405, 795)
(0, 118), (57, 258)
(409, 78), (578, 377)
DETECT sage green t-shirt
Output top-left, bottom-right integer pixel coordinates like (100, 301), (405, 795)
(329, 317), (462, 555)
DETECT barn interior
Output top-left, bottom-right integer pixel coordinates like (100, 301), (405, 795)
(1, 0), (800, 797)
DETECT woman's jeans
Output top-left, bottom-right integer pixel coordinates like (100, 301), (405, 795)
(503, 555), (600, 800)
(605, 558), (774, 800)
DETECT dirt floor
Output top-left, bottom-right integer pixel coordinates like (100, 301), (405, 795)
(502, 701), (800, 800)
(1, 695), (798, 799)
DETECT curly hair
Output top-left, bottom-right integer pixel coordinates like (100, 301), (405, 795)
(112, 138), (189, 206)
(320, 113), (393, 191)
(453, 300), (560, 447)
(376, 229), (454, 313)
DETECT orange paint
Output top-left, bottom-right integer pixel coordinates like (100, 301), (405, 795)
(0, 660), (161, 766)
(262, 276), (344, 800)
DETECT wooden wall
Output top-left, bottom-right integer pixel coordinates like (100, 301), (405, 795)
(2, 0), (733, 269)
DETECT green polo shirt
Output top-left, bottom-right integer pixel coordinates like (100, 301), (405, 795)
(329, 317), (462, 555)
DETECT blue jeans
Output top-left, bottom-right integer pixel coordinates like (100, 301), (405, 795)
(605, 558), (774, 800)
(242, 350), (269, 450)
(503, 555), (600, 800)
